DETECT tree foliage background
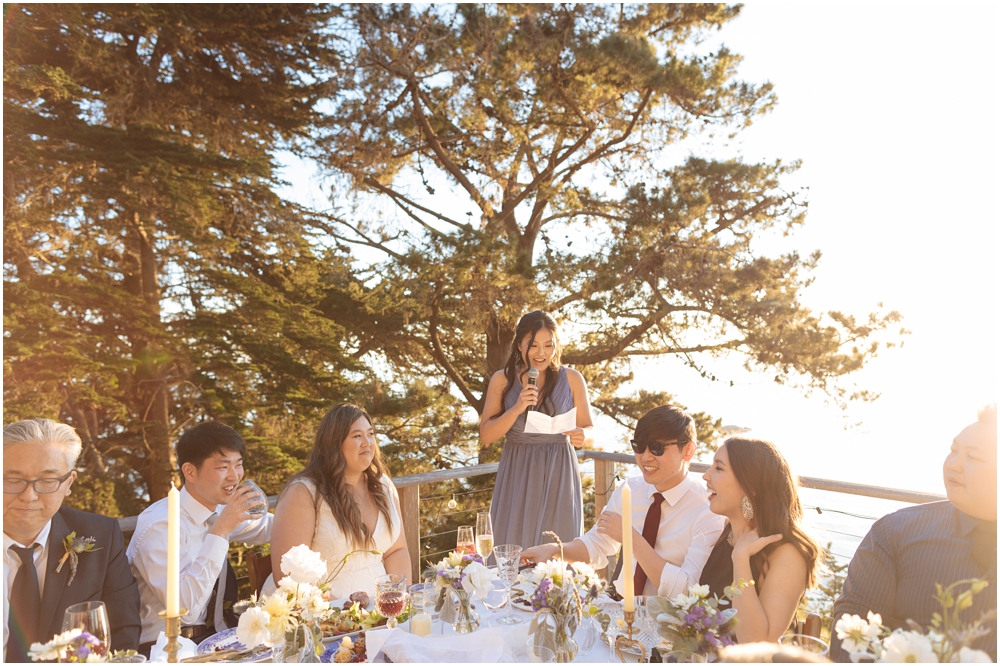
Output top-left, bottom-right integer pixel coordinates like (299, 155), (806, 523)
(4, 4), (904, 565)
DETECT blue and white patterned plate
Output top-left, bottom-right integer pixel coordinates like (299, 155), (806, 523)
(196, 627), (273, 663)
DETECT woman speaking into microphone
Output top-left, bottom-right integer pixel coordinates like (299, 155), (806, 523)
(481, 311), (596, 549)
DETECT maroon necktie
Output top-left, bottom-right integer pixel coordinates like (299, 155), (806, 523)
(633, 492), (664, 595)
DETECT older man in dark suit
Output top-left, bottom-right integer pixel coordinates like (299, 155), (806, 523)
(830, 405), (997, 661)
(3, 418), (140, 661)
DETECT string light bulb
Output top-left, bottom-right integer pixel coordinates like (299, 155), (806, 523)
(447, 494), (458, 509)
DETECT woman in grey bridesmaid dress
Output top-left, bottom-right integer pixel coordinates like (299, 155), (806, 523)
(481, 311), (596, 549)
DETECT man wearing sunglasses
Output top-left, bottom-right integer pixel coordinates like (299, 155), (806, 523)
(3, 418), (140, 661)
(521, 405), (724, 598)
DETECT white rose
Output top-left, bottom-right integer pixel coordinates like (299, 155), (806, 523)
(461, 561), (499, 598)
(958, 647), (993, 663)
(236, 607), (272, 648)
(281, 544), (328, 585)
(880, 630), (938, 663)
(689, 584), (711, 599)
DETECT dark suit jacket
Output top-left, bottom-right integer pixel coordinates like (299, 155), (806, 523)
(8, 506), (141, 658)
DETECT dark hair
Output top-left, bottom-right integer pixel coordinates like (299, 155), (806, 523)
(287, 403), (392, 549)
(176, 421), (246, 476)
(496, 311), (562, 418)
(724, 437), (821, 588)
(633, 405), (697, 449)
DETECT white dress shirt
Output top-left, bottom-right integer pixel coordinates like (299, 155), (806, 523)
(579, 472), (725, 598)
(3, 520), (53, 659)
(127, 486), (271, 644)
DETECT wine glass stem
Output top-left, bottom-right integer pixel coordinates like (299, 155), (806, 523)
(506, 582), (513, 619)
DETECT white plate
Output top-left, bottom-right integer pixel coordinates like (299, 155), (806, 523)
(196, 627), (272, 663)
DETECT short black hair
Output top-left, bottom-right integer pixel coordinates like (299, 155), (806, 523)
(176, 421), (246, 474)
(633, 405), (697, 448)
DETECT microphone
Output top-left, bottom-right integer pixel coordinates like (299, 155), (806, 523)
(526, 368), (539, 412)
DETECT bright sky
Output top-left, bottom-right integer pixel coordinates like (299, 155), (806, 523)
(618, 2), (999, 493)
(280, 4), (998, 495)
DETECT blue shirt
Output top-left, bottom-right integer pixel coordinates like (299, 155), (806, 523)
(830, 501), (996, 661)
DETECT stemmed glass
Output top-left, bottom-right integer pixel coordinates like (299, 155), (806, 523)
(493, 544), (523, 625)
(456, 526), (475, 555)
(476, 512), (494, 559)
(778, 634), (830, 657)
(374, 573), (408, 629)
(62, 601), (111, 658)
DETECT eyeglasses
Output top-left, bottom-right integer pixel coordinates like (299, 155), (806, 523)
(3, 471), (74, 495)
(630, 439), (688, 457)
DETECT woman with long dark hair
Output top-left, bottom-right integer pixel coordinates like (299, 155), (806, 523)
(264, 404), (411, 597)
(481, 311), (596, 549)
(700, 436), (822, 643)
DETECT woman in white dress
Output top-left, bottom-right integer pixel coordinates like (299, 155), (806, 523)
(264, 404), (411, 598)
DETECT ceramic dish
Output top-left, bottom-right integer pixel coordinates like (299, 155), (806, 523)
(196, 628), (272, 663)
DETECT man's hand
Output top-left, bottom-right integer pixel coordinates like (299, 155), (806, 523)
(520, 543), (560, 566)
(730, 526), (783, 561)
(595, 510), (625, 542)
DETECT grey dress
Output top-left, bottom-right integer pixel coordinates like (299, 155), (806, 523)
(489, 366), (583, 549)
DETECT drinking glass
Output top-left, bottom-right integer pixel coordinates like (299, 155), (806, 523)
(475, 512), (494, 559)
(238, 479), (268, 516)
(62, 601), (111, 658)
(374, 573), (408, 629)
(513, 645), (555, 663)
(778, 633), (830, 656)
(657, 650), (706, 663)
(456, 526), (475, 555)
(493, 544), (523, 625)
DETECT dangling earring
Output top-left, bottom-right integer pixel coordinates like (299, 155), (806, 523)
(740, 496), (754, 521)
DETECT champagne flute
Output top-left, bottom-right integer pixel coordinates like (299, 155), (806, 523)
(374, 574), (408, 629)
(456, 526), (475, 555)
(493, 544), (523, 625)
(475, 512), (494, 559)
(238, 479), (268, 516)
(62, 601), (111, 658)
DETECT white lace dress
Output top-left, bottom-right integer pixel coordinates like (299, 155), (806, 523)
(261, 475), (403, 599)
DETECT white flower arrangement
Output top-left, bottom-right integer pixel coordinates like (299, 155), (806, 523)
(834, 579), (995, 663)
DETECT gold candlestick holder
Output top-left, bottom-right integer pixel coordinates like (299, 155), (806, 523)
(158, 608), (188, 663)
(615, 609), (647, 663)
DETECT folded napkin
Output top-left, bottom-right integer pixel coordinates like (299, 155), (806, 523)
(365, 627), (506, 663)
(148, 632), (198, 662)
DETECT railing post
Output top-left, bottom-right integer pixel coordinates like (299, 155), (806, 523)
(593, 457), (617, 581)
(398, 484), (421, 584)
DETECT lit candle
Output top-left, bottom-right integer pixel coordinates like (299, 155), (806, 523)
(621, 481), (634, 612)
(411, 612), (432, 637)
(167, 483), (180, 617)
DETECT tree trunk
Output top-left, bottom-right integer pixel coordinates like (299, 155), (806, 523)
(484, 311), (515, 389)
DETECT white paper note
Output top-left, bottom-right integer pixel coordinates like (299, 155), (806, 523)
(524, 407), (577, 434)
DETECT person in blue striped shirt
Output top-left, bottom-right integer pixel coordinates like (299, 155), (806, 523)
(830, 404), (997, 662)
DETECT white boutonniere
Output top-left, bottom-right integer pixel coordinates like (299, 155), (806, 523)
(55, 532), (102, 587)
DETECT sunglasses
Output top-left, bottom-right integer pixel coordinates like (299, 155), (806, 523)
(630, 439), (688, 457)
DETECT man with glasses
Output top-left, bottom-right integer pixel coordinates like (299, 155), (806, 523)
(521, 405), (724, 597)
(3, 418), (140, 661)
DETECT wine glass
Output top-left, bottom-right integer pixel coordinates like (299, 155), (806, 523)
(456, 526), (475, 555)
(374, 573), (408, 629)
(238, 479), (268, 517)
(62, 601), (111, 658)
(492, 544), (523, 625)
(778, 633), (830, 657)
(476, 512), (494, 559)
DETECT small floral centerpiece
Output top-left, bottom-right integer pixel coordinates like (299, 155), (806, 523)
(835, 579), (995, 663)
(517, 535), (605, 663)
(28, 629), (142, 663)
(426, 550), (498, 634)
(237, 545), (371, 662)
(647, 581), (747, 659)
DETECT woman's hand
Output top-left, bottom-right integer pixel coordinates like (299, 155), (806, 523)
(731, 526), (783, 561)
(595, 510), (625, 542)
(514, 383), (538, 414)
(564, 428), (586, 448)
